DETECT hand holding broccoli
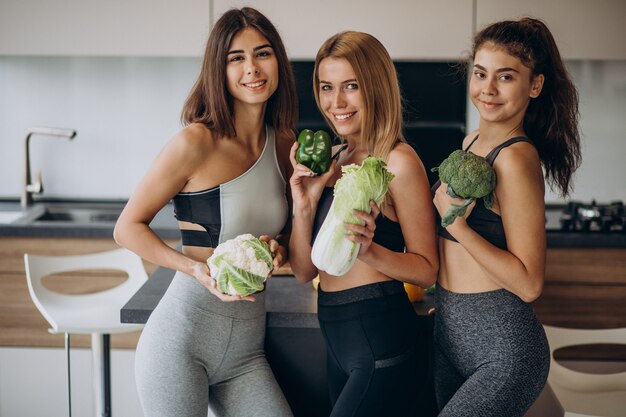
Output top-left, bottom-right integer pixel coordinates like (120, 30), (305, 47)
(432, 150), (496, 227)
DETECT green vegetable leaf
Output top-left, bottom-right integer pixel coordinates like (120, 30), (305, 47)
(441, 198), (474, 228)
(246, 238), (273, 269)
(311, 157), (394, 276)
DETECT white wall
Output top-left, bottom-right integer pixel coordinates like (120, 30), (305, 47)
(0, 56), (201, 199)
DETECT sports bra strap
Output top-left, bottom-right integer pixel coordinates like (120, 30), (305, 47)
(485, 137), (533, 165)
(464, 135), (533, 165)
(464, 134), (480, 151)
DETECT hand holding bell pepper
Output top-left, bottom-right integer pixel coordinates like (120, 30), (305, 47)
(295, 129), (332, 175)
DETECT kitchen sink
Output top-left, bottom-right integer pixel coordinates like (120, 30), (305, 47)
(10, 203), (125, 225)
(1, 200), (178, 238)
(33, 207), (122, 224)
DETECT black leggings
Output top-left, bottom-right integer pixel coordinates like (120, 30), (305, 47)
(317, 280), (421, 417)
(434, 285), (550, 417)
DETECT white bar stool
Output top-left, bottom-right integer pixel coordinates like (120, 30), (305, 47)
(543, 325), (626, 417)
(24, 248), (148, 417)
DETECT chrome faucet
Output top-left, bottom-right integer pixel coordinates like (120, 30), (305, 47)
(22, 127), (77, 209)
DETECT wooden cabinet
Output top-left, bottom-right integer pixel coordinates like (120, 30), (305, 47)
(214, 0), (473, 60)
(476, 0), (626, 60)
(0, 237), (176, 348)
(534, 247), (626, 361)
(0, 0), (209, 56)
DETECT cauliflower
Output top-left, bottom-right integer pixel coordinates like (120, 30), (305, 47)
(432, 149), (497, 227)
(207, 234), (274, 296)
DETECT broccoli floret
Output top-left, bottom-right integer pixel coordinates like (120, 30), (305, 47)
(432, 150), (497, 227)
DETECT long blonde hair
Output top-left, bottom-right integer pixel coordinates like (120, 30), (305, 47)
(313, 31), (405, 160)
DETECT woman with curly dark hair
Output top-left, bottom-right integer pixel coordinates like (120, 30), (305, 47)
(432, 17), (581, 417)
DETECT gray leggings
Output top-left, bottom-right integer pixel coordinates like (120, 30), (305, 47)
(434, 285), (550, 417)
(135, 271), (293, 417)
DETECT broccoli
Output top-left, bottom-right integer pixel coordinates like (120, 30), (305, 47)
(431, 149), (497, 227)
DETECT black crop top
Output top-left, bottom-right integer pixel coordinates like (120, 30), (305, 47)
(433, 135), (534, 250)
(311, 187), (405, 253)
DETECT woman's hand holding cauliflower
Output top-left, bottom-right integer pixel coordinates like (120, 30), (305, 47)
(205, 233), (279, 301)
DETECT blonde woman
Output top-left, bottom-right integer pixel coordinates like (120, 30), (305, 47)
(288, 31), (438, 417)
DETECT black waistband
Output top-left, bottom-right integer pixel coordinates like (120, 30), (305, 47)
(317, 280), (406, 306)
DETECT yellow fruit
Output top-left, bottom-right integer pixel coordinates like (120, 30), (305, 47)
(404, 282), (424, 302)
(312, 275), (320, 290)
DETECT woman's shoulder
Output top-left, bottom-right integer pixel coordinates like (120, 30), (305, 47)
(172, 123), (215, 150)
(493, 138), (541, 176)
(386, 142), (425, 177)
(388, 142), (421, 164)
(161, 123), (216, 165)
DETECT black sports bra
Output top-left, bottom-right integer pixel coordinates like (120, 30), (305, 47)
(311, 187), (405, 253)
(433, 135), (534, 250)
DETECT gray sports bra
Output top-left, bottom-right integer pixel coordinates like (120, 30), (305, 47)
(172, 125), (289, 247)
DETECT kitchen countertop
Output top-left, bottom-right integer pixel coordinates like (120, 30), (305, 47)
(120, 267), (436, 328)
(0, 198), (179, 239)
(2, 199), (624, 247)
(2, 198), (623, 329)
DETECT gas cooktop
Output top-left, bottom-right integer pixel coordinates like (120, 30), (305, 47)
(546, 200), (625, 233)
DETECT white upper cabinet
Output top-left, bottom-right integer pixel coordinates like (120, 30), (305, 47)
(476, 0), (626, 60)
(214, 0), (474, 60)
(0, 0), (210, 56)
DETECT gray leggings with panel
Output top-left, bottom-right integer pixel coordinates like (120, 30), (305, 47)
(135, 271), (293, 417)
(434, 285), (550, 417)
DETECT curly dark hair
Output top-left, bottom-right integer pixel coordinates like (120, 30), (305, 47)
(473, 17), (581, 197)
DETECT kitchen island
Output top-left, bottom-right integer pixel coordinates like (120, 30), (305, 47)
(120, 265), (437, 417)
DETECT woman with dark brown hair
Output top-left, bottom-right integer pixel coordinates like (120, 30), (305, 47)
(432, 17), (581, 417)
(114, 7), (296, 417)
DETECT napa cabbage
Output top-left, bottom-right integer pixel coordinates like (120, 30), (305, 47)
(207, 233), (274, 296)
(311, 157), (394, 276)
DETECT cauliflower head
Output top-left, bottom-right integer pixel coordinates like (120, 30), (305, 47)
(432, 150), (497, 227)
(207, 234), (274, 296)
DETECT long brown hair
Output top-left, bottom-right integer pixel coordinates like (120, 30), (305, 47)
(313, 31), (405, 160)
(181, 7), (297, 138)
(473, 17), (581, 197)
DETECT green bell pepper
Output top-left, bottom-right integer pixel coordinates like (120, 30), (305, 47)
(295, 129), (332, 175)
